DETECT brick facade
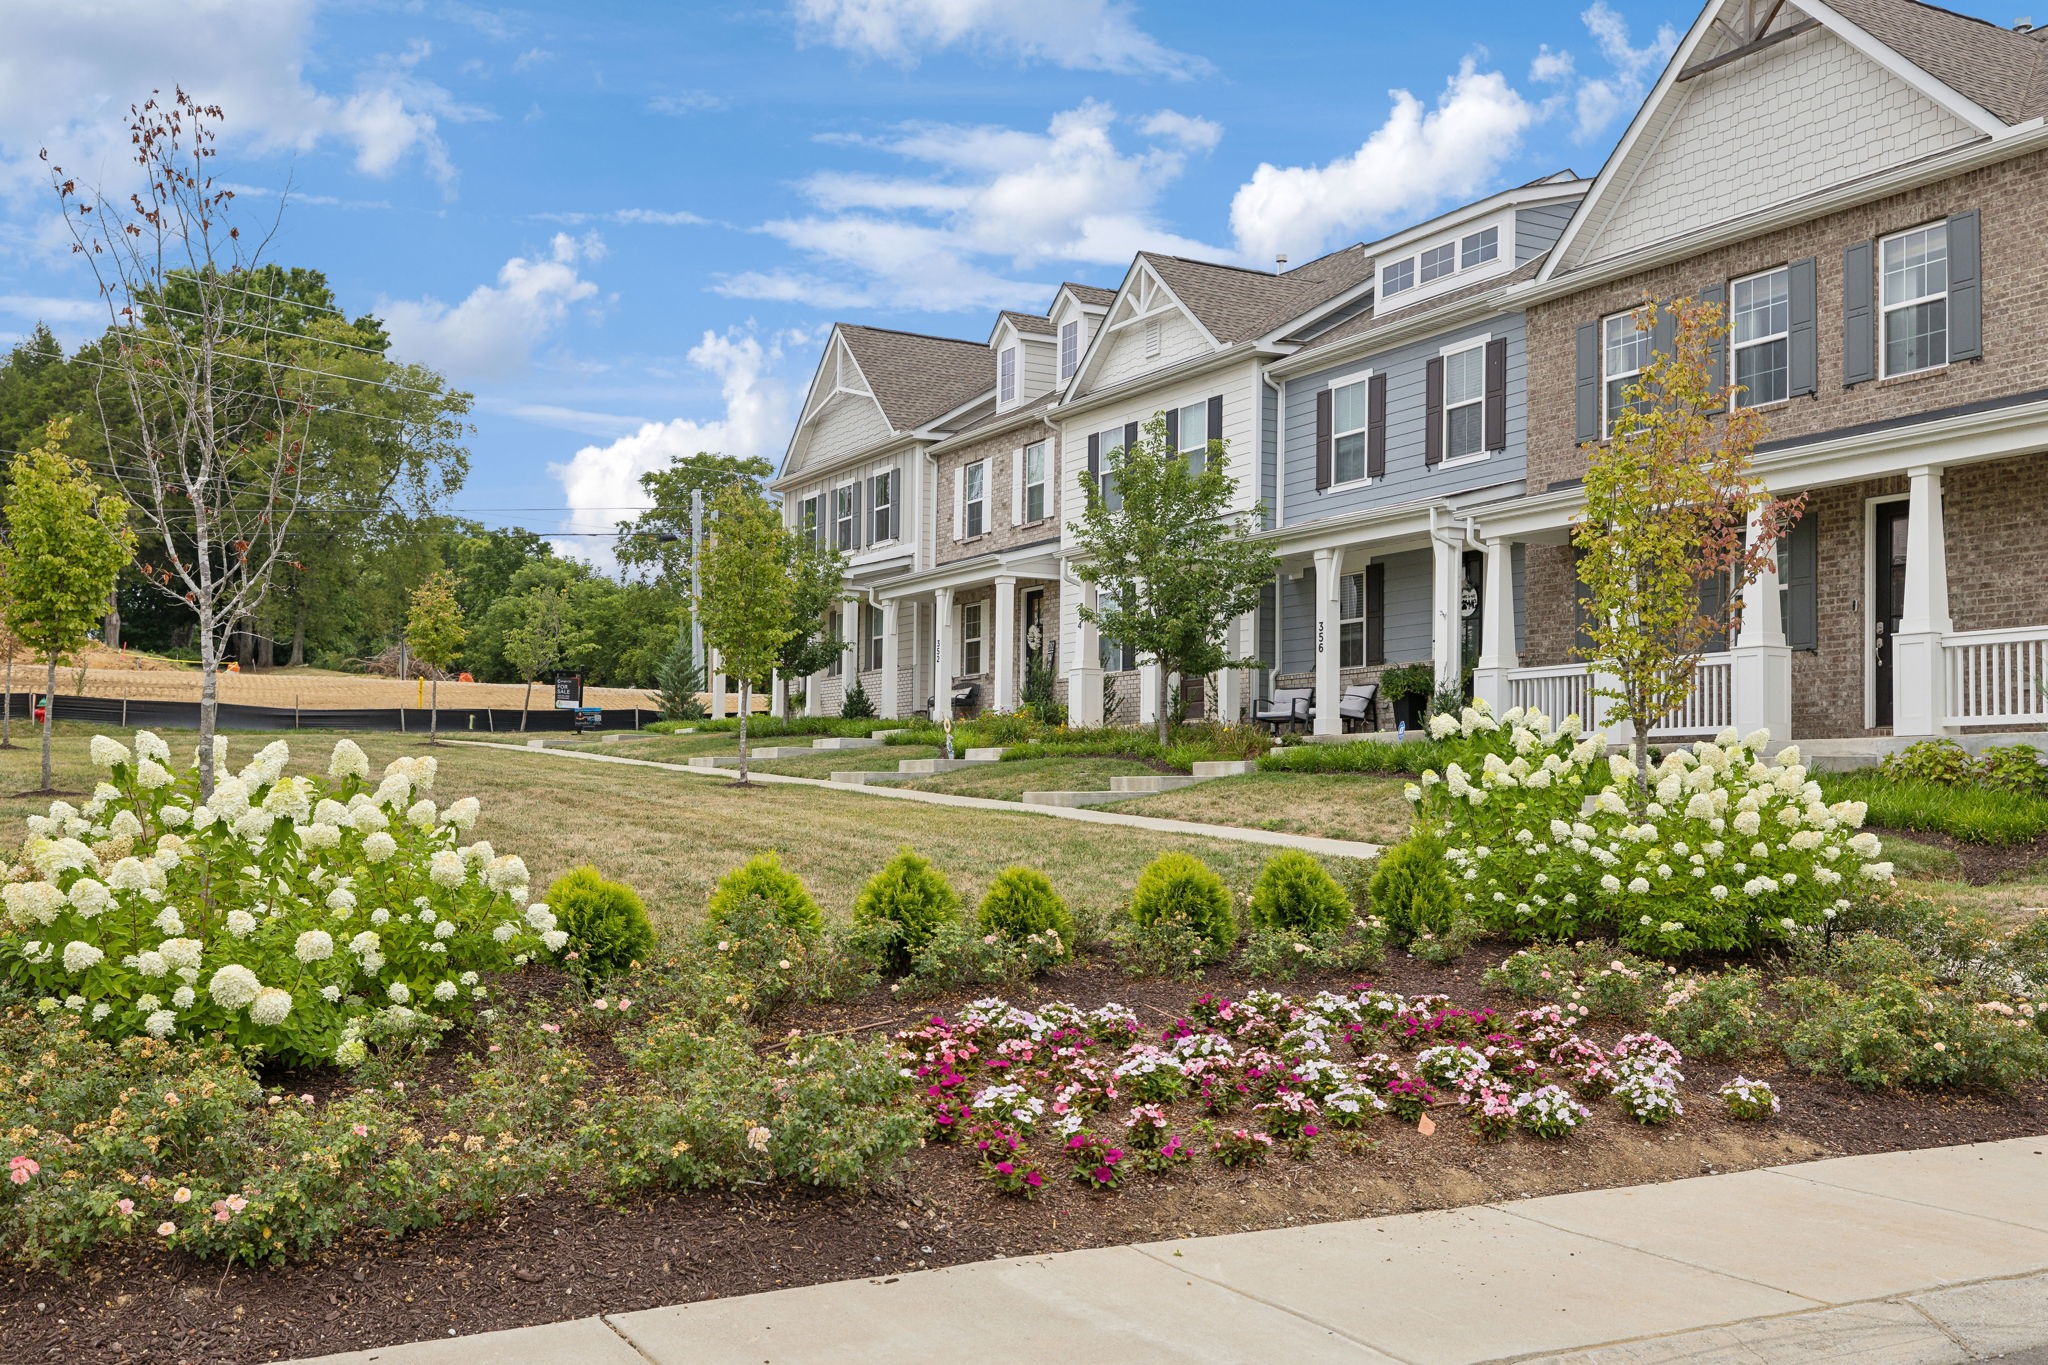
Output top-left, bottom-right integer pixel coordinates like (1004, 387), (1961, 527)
(1526, 149), (2048, 493)
(932, 424), (1062, 566)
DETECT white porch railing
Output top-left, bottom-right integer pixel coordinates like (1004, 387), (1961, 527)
(1942, 626), (2048, 726)
(1506, 657), (1733, 736)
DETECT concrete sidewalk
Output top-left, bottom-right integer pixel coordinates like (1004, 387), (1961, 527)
(453, 739), (1386, 861)
(301, 1137), (2048, 1365)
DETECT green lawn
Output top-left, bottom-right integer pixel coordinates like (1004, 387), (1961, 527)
(901, 756), (1162, 801)
(751, 744), (940, 778)
(1096, 770), (1416, 845)
(549, 731), (745, 762)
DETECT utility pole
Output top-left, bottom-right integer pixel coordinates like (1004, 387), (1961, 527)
(690, 488), (705, 676)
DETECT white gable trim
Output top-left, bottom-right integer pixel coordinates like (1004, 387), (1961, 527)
(1541, 0), (2011, 285)
(782, 327), (893, 479)
(1066, 258), (1219, 399)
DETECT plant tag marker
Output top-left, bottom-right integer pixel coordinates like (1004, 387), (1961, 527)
(1417, 1114), (1437, 1137)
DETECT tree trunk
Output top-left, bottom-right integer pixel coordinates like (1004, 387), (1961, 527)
(1, 653), (14, 750)
(1156, 662), (1170, 746)
(289, 604), (306, 668)
(430, 676), (440, 744)
(197, 617), (220, 803)
(40, 654), (56, 792)
(104, 590), (121, 651)
(520, 679), (532, 731)
(257, 631), (274, 670)
(736, 681), (751, 784)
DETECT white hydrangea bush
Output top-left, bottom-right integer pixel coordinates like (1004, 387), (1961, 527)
(1409, 702), (1892, 957)
(0, 733), (559, 1066)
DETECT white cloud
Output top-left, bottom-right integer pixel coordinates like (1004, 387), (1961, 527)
(533, 208), (709, 227)
(549, 328), (796, 565)
(1559, 2), (1679, 141)
(511, 47), (553, 72)
(1229, 60), (1536, 265)
(648, 90), (729, 115)
(791, 0), (1203, 77)
(0, 294), (105, 324)
(720, 101), (1220, 312)
(0, 2), (489, 199)
(380, 233), (602, 381)
(1530, 45), (1575, 84)
(496, 402), (652, 438)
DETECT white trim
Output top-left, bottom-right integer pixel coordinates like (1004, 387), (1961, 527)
(1599, 311), (1650, 439)
(997, 345), (1018, 406)
(1439, 335), (1490, 465)
(1864, 491), (1910, 731)
(960, 598), (986, 677)
(1010, 447), (1024, 525)
(1066, 257), (1222, 399)
(1795, 0), (2011, 140)
(1877, 220), (1952, 381)
(1324, 367), (1375, 490)
(1021, 439), (1050, 524)
(1729, 263), (1792, 409)
(961, 458), (990, 539)
(1059, 319), (1081, 380)
(952, 472), (964, 541)
(1376, 207), (1516, 311)
(831, 479), (858, 551)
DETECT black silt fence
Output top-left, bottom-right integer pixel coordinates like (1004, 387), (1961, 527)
(6, 694), (657, 734)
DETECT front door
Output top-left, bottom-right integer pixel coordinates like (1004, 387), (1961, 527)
(1874, 501), (1910, 729)
(1022, 589), (1045, 669)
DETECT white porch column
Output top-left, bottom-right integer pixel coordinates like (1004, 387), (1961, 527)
(878, 598), (902, 719)
(992, 575), (1018, 711)
(1215, 612), (1249, 724)
(1069, 580), (1103, 727)
(1137, 660), (1161, 726)
(1730, 504), (1793, 743)
(931, 587), (955, 722)
(709, 649), (727, 720)
(1893, 464), (1952, 737)
(770, 670), (788, 720)
(1430, 532), (1462, 694)
(1472, 537), (1519, 714)
(1312, 546), (1346, 737)
(841, 596), (861, 694)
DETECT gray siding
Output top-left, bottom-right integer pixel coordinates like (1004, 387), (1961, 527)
(1259, 382), (1279, 528)
(1280, 572), (1315, 674)
(1515, 204), (1575, 264)
(1381, 549), (1433, 663)
(1281, 314), (1529, 528)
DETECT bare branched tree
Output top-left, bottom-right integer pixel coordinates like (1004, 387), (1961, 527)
(48, 89), (314, 798)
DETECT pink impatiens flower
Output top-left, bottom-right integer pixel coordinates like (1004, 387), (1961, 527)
(116, 1198), (135, 1216)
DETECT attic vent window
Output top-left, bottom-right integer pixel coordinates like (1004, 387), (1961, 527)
(1143, 319), (1162, 357)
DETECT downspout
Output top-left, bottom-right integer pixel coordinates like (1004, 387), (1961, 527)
(1262, 367), (1285, 530)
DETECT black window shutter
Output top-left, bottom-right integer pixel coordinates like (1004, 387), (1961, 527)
(850, 480), (863, 549)
(1366, 373), (1387, 479)
(1123, 421), (1139, 457)
(1364, 562), (1386, 666)
(1314, 387), (1333, 490)
(1787, 257), (1818, 397)
(1162, 406), (1179, 450)
(1697, 284), (1727, 411)
(1206, 394), (1223, 453)
(1574, 321), (1600, 444)
(1783, 510), (1818, 651)
(1423, 356), (1444, 466)
(885, 472), (897, 541)
(1696, 572), (1730, 654)
(1843, 240), (1876, 386)
(1651, 303), (1676, 371)
(1483, 336), (1508, 451)
(1087, 432), (1100, 487)
(1948, 209), (1982, 361)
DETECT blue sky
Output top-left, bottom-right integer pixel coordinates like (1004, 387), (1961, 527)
(0, 0), (2013, 563)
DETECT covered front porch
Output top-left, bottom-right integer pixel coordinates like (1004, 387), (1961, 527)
(880, 549), (1064, 721)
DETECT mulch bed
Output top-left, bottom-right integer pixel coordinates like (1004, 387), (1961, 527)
(1877, 823), (2048, 884)
(5, 952), (2045, 1365)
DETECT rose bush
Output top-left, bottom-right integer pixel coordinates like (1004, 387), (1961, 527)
(0, 732), (555, 1066)
(1408, 701), (1893, 956)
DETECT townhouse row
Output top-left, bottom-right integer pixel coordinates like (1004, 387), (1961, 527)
(741, 0), (2048, 747)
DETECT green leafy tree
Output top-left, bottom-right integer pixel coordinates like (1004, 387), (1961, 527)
(0, 421), (136, 790)
(1071, 415), (1277, 742)
(698, 485), (795, 781)
(616, 451), (774, 584)
(777, 533), (848, 713)
(501, 584), (569, 730)
(405, 570), (467, 743)
(1574, 297), (1804, 784)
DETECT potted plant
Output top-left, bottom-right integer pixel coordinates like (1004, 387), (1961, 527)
(1378, 662), (1435, 730)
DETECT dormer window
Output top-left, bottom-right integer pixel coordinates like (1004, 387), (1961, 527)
(1382, 259), (1415, 296)
(1059, 321), (1079, 379)
(1461, 227), (1498, 268)
(1420, 242), (1457, 285)
(998, 346), (1017, 404)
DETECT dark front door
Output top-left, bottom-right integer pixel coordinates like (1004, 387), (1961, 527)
(1874, 501), (1910, 728)
(1022, 588), (1046, 667)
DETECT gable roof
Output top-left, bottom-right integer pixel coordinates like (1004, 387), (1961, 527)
(992, 310), (1056, 341)
(1138, 245), (1376, 344)
(1058, 282), (1117, 307)
(837, 325), (994, 431)
(1821, 0), (2048, 124)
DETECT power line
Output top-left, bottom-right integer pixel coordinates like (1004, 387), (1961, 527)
(127, 299), (393, 361)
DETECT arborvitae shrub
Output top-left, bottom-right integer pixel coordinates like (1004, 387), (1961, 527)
(1365, 831), (1460, 943)
(545, 865), (657, 978)
(976, 866), (1075, 954)
(1249, 849), (1351, 934)
(851, 847), (962, 972)
(1129, 851), (1235, 956)
(707, 852), (823, 938)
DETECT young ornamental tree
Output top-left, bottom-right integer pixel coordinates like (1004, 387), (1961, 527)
(1573, 296), (1805, 785)
(776, 531), (847, 718)
(0, 420), (136, 791)
(501, 583), (569, 730)
(698, 484), (795, 782)
(405, 569), (467, 743)
(1070, 414), (1277, 743)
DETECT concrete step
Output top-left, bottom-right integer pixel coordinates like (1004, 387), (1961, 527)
(962, 747), (1007, 762)
(687, 746), (814, 769)
(828, 769), (920, 785)
(871, 728), (911, 741)
(895, 757), (990, 775)
(1190, 760), (1258, 779)
(1107, 774), (1205, 794)
(808, 736), (883, 751)
(1021, 789), (1132, 808)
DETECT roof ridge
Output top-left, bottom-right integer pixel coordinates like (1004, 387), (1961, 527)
(1141, 246), (1362, 281)
(840, 322), (987, 347)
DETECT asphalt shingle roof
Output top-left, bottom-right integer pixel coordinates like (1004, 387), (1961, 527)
(999, 310), (1056, 336)
(1139, 244), (1377, 343)
(837, 325), (994, 431)
(1823, 0), (2048, 124)
(1059, 282), (1118, 307)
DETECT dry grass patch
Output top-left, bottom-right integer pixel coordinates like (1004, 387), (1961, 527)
(751, 745), (940, 779)
(1096, 771), (1415, 845)
(901, 756), (1161, 801)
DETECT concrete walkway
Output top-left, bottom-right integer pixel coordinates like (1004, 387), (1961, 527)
(299, 1137), (2048, 1364)
(451, 739), (1386, 861)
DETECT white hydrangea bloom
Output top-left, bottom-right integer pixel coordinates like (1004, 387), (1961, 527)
(524, 903), (557, 932)
(62, 940), (104, 973)
(249, 987), (293, 1027)
(208, 964), (262, 1010)
(90, 735), (132, 768)
(108, 809), (145, 840)
(387, 981), (412, 1004)
(295, 930), (335, 963)
(226, 910), (258, 938)
(406, 800), (438, 829)
(362, 831), (397, 863)
(429, 851), (466, 888)
(433, 919), (456, 940)
(262, 776), (312, 823)
(67, 878), (112, 917)
(433, 979), (458, 1002)
(326, 887), (357, 912)
(540, 928), (569, 952)
(493, 922), (517, 943)
(134, 729), (170, 763)
(440, 797), (480, 832)
(172, 985), (196, 1009)
(159, 937), (204, 970)
(486, 855), (528, 892)
(300, 823), (342, 850)
(373, 773), (413, 807)
(232, 808), (276, 841)
(351, 804), (390, 834)
(144, 1009), (177, 1039)
(160, 805), (191, 828)
(329, 739), (371, 780)
(3, 881), (65, 927)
